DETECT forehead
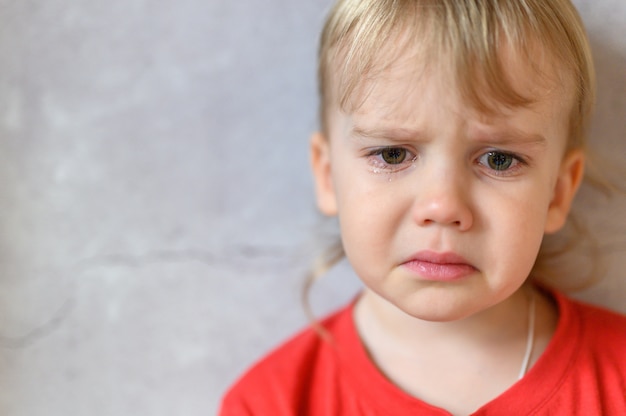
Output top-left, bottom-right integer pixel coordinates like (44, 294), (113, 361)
(378, 45), (566, 107)
(321, 0), (583, 127)
(337, 33), (575, 122)
(328, 40), (575, 149)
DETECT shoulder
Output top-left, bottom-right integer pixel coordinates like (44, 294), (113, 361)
(553, 290), (626, 375)
(562, 293), (626, 344)
(219, 303), (354, 415)
(533, 291), (626, 413)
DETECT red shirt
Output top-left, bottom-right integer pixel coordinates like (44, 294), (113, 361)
(220, 291), (626, 415)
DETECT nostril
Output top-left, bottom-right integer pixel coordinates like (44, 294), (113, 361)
(412, 183), (474, 230)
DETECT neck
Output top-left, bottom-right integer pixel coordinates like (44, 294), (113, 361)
(355, 286), (532, 350)
(352, 285), (557, 414)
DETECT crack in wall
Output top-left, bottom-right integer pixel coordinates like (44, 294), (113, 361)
(0, 244), (308, 349)
(0, 300), (74, 349)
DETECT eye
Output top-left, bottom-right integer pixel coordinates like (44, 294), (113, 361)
(477, 151), (525, 175)
(381, 148), (408, 164)
(485, 152), (513, 170)
(366, 146), (417, 174)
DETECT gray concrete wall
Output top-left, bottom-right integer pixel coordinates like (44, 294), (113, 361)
(0, 1), (623, 414)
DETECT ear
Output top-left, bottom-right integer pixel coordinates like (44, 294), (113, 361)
(544, 149), (585, 234)
(310, 132), (338, 216)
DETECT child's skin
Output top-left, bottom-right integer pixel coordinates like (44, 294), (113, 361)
(310, 36), (585, 414)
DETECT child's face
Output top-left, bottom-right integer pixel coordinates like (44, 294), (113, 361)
(311, 45), (585, 322)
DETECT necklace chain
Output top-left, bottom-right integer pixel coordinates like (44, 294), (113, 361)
(517, 291), (536, 380)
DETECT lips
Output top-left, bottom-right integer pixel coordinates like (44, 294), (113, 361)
(402, 251), (477, 281)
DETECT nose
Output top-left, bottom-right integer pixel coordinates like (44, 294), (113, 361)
(412, 168), (474, 231)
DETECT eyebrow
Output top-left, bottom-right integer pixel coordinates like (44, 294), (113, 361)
(471, 128), (548, 148)
(350, 126), (424, 142)
(351, 125), (548, 147)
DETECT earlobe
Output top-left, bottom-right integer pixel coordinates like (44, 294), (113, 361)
(310, 132), (338, 216)
(545, 149), (586, 234)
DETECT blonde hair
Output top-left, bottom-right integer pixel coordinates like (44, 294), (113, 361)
(305, 0), (599, 317)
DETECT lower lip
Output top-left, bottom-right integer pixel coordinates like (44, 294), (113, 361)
(403, 260), (476, 281)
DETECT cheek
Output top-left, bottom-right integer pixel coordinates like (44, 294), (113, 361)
(334, 176), (410, 272)
(489, 187), (551, 269)
(336, 187), (391, 256)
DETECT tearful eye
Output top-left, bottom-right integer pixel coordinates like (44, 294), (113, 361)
(366, 146), (417, 175)
(483, 152), (514, 171)
(381, 148), (407, 164)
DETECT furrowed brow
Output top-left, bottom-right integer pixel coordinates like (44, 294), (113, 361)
(350, 126), (424, 142)
(468, 126), (547, 147)
(472, 128), (548, 148)
(351, 125), (547, 147)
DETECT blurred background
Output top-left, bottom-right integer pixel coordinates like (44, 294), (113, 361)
(0, 1), (623, 414)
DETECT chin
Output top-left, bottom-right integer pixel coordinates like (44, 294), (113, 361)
(396, 302), (478, 323)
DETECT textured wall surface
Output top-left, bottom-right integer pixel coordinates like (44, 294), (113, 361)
(0, 1), (624, 415)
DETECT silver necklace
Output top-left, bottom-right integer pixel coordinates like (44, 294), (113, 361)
(517, 291), (536, 380)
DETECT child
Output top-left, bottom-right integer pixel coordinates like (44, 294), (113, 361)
(220, 0), (626, 414)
